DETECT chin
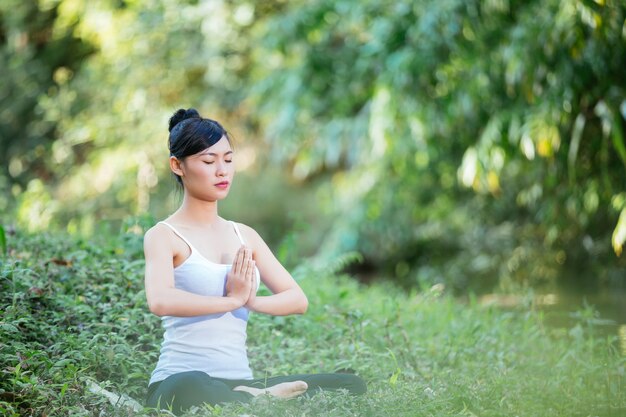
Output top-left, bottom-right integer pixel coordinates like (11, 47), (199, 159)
(207, 192), (229, 201)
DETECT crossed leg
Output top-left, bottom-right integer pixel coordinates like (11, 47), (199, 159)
(146, 371), (366, 415)
(233, 380), (308, 398)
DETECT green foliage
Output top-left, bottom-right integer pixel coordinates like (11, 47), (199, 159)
(1, 0), (626, 291)
(238, 0), (626, 290)
(0, 224), (6, 257)
(0, 0), (93, 186)
(3, 0), (224, 231)
(0, 231), (624, 416)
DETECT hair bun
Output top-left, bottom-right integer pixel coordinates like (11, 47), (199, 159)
(168, 108), (201, 132)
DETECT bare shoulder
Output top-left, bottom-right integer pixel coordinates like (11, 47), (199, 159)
(143, 223), (174, 252)
(233, 222), (264, 247)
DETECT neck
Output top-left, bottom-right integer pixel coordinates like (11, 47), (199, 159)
(175, 193), (221, 226)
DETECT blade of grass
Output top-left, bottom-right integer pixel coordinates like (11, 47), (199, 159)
(0, 224), (6, 257)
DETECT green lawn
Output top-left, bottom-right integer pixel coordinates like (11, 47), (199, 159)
(1, 229), (623, 416)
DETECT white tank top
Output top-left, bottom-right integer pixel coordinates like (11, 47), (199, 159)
(149, 220), (260, 384)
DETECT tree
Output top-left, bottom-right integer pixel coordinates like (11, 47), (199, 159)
(0, 0), (93, 188)
(239, 0), (626, 289)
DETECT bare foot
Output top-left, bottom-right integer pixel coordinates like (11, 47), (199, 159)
(233, 381), (308, 399)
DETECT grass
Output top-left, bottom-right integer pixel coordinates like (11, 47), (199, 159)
(0, 225), (624, 416)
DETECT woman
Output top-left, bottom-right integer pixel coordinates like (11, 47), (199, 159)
(143, 109), (366, 414)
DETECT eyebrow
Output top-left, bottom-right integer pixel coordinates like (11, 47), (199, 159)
(200, 150), (233, 156)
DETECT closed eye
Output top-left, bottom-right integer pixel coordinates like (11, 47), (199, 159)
(204, 160), (232, 164)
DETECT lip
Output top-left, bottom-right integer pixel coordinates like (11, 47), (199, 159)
(215, 181), (230, 189)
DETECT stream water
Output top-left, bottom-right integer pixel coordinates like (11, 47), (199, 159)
(479, 286), (626, 355)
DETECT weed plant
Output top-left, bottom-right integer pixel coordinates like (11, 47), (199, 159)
(0, 226), (624, 416)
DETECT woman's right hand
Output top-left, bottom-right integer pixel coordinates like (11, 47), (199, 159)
(225, 246), (255, 306)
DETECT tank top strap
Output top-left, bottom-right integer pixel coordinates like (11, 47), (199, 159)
(230, 221), (246, 245)
(158, 221), (197, 251)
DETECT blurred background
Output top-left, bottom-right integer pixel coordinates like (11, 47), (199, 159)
(1, 0), (625, 324)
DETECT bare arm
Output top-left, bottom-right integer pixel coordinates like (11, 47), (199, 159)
(240, 224), (308, 316)
(143, 224), (254, 317)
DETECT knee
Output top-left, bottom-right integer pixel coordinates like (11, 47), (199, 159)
(350, 374), (367, 395)
(146, 371), (212, 414)
(338, 373), (367, 395)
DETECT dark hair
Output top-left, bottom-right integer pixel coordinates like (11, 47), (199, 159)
(168, 108), (231, 185)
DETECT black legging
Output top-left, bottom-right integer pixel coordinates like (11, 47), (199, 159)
(146, 371), (366, 415)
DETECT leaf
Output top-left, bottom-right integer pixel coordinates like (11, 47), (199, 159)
(389, 368), (401, 386)
(387, 348), (402, 387)
(60, 382), (69, 398)
(595, 100), (626, 168)
(53, 358), (75, 369)
(610, 120), (626, 168)
(0, 224), (6, 257)
(612, 208), (626, 256)
(579, 0), (604, 12)
(47, 258), (73, 267)
(0, 322), (19, 333)
(568, 114), (586, 185)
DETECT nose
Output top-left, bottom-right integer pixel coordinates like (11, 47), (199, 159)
(216, 161), (227, 177)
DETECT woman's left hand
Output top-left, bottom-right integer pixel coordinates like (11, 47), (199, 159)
(245, 265), (258, 310)
(237, 223), (308, 316)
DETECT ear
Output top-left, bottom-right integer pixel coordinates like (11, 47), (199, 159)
(169, 156), (184, 177)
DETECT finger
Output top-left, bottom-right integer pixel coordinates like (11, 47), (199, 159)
(244, 259), (254, 281)
(246, 261), (256, 290)
(241, 248), (251, 276)
(250, 261), (257, 287)
(239, 256), (248, 279)
(237, 246), (248, 268)
(234, 246), (245, 275)
(247, 259), (255, 279)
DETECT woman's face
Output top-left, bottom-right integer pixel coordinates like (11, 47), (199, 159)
(173, 136), (235, 201)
